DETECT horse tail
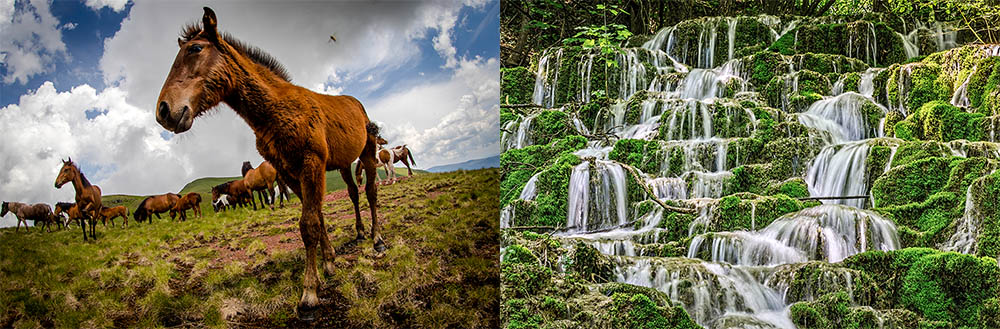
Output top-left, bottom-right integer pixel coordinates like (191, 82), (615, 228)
(366, 121), (380, 143)
(406, 146), (416, 166)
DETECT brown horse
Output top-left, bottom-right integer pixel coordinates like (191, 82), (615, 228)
(242, 161), (277, 209)
(155, 7), (382, 320)
(55, 158), (102, 241)
(99, 206), (130, 228)
(1, 201), (56, 232)
(212, 180), (252, 209)
(134, 193), (180, 223)
(171, 192), (202, 221)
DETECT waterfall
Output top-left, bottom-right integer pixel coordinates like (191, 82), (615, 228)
(897, 31), (920, 59)
(806, 142), (871, 208)
(941, 180), (987, 254)
(532, 48), (563, 108)
(566, 160), (629, 232)
(798, 92), (885, 142)
(502, 113), (537, 151)
(858, 68), (882, 98)
(689, 205), (900, 265)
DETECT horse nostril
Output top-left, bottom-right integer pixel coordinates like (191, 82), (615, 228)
(181, 105), (190, 119)
(158, 102), (170, 120)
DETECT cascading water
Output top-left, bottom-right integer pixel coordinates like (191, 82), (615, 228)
(500, 15), (969, 329)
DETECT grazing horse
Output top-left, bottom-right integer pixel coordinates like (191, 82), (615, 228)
(171, 192), (202, 221)
(134, 193), (180, 223)
(55, 158), (102, 241)
(155, 7), (382, 320)
(213, 194), (233, 212)
(99, 206), (130, 228)
(242, 161), (278, 209)
(212, 180), (252, 209)
(1, 201), (55, 232)
(54, 202), (89, 232)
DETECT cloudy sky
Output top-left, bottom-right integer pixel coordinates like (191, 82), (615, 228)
(0, 0), (500, 227)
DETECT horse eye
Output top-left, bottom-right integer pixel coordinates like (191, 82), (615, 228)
(188, 44), (203, 53)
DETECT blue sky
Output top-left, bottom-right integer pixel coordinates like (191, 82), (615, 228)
(0, 0), (500, 227)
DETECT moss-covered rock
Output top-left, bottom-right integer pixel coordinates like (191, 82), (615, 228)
(607, 292), (701, 329)
(871, 156), (963, 207)
(768, 21), (906, 66)
(885, 63), (951, 116)
(893, 101), (986, 142)
(568, 242), (614, 283)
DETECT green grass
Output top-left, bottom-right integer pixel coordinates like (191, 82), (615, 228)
(0, 169), (498, 328)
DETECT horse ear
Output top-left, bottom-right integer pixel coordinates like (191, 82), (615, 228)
(201, 7), (218, 40)
(67, 157), (72, 163)
(177, 38), (185, 47)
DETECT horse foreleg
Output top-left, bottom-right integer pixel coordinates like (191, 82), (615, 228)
(296, 157), (327, 321)
(362, 156), (385, 252)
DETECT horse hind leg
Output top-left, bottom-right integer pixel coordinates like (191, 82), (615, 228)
(362, 155), (385, 252)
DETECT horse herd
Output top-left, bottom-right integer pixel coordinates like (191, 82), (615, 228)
(1, 138), (417, 241)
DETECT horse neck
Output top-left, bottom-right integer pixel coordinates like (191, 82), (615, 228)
(219, 55), (290, 134)
(70, 171), (88, 196)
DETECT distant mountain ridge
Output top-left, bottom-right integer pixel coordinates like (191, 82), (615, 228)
(425, 155), (500, 173)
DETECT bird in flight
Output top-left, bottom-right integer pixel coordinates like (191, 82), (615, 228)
(329, 34), (337, 43)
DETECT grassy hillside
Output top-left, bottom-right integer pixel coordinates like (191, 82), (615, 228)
(0, 169), (499, 328)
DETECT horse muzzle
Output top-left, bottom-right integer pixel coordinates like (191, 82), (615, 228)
(156, 101), (194, 133)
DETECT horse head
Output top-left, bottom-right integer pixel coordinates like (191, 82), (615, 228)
(55, 158), (77, 188)
(376, 136), (388, 145)
(156, 7), (226, 133)
(1, 201), (8, 217)
(242, 161), (253, 177)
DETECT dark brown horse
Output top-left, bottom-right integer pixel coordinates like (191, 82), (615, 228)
(242, 161), (277, 209)
(55, 158), (102, 241)
(212, 180), (252, 209)
(2, 201), (56, 232)
(171, 192), (202, 221)
(155, 7), (382, 320)
(99, 206), (130, 228)
(134, 193), (180, 223)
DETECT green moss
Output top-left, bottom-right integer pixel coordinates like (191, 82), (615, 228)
(877, 191), (963, 247)
(889, 141), (954, 168)
(767, 178), (810, 198)
(748, 51), (789, 87)
(501, 67), (536, 104)
(500, 135), (586, 209)
(972, 171), (1000, 257)
(900, 252), (1000, 326)
(872, 156), (964, 207)
(608, 293), (700, 329)
(841, 248), (1000, 327)
(893, 101), (986, 142)
(531, 110), (574, 146)
(710, 194), (806, 232)
(503, 298), (543, 329)
(609, 139), (661, 174)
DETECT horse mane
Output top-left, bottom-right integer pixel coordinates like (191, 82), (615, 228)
(181, 24), (291, 82)
(78, 170), (91, 187)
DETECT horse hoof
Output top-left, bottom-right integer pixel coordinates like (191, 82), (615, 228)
(297, 303), (317, 322)
(373, 239), (387, 253)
